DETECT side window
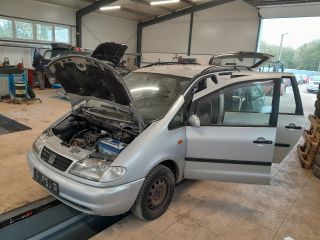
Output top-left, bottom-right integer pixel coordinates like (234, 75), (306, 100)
(193, 76), (218, 94)
(279, 77), (296, 114)
(168, 107), (185, 130)
(195, 80), (275, 126)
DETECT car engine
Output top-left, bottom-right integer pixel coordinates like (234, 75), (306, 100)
(51, 115), (135, 160)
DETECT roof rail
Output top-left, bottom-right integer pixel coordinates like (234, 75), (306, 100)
(142, 61), (200, 68)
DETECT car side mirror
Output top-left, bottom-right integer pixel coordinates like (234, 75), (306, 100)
(188, 114), (201, 128)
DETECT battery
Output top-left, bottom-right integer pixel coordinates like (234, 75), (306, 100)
(97, 138), (125, 155)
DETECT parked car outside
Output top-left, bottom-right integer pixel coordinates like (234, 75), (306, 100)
(27, 55), (305, 221)
(295, 75), (304, 85)
(306, 76), (320, 93)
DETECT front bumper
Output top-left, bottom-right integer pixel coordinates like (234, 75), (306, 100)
(27, 150), (144, 216)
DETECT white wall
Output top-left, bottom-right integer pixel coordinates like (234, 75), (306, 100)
(0, 0), (76, 25)
(141, 0), (259, 65)
(142, 15), (190, 54)
(191, 0), (259, 54)
(82, 13), (137, 53)
(0, 0), (137, 67)
(0, 0), (76, 68)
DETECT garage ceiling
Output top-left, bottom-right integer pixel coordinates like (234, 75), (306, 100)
(32, 0), (320, 21)
(33, 0), (211, 21)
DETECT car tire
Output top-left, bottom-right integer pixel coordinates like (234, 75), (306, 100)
(132, 165), (175, 221)
(316, 100), (320, 109)
(315, 108), (320, 118)
(317, 91), (320, 100)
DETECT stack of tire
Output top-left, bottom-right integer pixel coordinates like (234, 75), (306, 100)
(313, 84), (320, 178)
(315, 84), (320, 118)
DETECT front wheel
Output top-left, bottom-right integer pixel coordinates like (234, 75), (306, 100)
(132, 165), (175, 221)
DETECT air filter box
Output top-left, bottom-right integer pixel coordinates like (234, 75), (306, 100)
(97, 138), (125, 155)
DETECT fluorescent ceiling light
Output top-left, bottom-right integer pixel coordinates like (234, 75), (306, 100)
(130, 87), (159, 93)
(150, 0), (180, 6)
(100, 5), (121, 11)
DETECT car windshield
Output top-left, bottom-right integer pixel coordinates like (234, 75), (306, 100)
(123, 72), (190, 121)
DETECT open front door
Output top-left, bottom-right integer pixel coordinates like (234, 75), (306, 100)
(184, 76), (281, 185)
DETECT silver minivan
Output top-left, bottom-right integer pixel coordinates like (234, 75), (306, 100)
(27, 55), (305, 220)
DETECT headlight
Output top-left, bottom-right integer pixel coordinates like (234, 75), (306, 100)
(100, 166), (127, 183)
(69, 158), (126, 182)
(32, 134), (47, 155)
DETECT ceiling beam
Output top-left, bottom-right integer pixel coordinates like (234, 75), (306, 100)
(139, 0), (234, 27)
(76, 0), (118, 47)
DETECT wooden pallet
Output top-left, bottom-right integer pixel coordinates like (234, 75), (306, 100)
(297, 115), (320, 169)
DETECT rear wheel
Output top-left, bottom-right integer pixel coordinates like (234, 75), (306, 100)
(132, 165), (175, 221)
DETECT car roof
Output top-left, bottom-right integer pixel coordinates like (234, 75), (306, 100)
(134, 64), (211, 78)
(133, 63), (297, 80)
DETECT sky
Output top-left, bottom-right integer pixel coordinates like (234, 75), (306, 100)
(260, 17), (320, 49)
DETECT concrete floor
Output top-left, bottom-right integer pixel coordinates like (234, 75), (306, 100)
(0, 89), (69, 213)
(0, 89), (319, 240)
(91, 150), (320, 240)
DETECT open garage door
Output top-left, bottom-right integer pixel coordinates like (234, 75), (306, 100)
(256, 2), (320, 118)
(259, 2), (320, 18)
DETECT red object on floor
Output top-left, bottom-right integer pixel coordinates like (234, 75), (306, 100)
(28, 68), (35, 88)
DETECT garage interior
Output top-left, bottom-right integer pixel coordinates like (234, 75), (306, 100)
(0, 0), (320, 239)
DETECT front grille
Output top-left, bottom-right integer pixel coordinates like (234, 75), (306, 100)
(41, 146), (73, 171)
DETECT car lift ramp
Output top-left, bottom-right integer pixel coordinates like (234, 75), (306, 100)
(0, 196), (126, 240)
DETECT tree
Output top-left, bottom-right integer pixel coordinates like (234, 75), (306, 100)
(259, 41), (296, 69)
(294, 40), (320, 71)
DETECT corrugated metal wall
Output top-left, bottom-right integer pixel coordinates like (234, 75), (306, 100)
(141, 0), (260, 65)
(191, 0), (259, 54)
(142, 15), (190, 54)
(82, 13), (137, 53)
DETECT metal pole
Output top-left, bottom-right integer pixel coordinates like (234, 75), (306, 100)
(187, 12), (194, 56)
(137, 24), (142, 67)
(278, 32), (289, 61)
(76, 0), (118, 47)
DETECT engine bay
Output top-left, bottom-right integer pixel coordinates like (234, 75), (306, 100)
(51, 113), (137, 161)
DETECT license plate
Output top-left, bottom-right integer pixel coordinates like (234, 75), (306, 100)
(33, 168), (59, 194)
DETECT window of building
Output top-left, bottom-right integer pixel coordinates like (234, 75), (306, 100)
(0, 16), (71, 44)
(15, 20), (33, 40)
(54, 25), (70, 43)
(0, 18), (13, 38)
(36, 23), (53, 42)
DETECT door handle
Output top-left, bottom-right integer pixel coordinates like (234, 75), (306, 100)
(285, 123), (302, 130)
(253, 137), (273, 145)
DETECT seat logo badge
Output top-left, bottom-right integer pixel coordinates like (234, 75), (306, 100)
(48, 154), (56, 165)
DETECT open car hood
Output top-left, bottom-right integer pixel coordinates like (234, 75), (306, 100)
(209, 52), (273, 69)
(47, 55), (145, 130)
(91, 42), (128, 66)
